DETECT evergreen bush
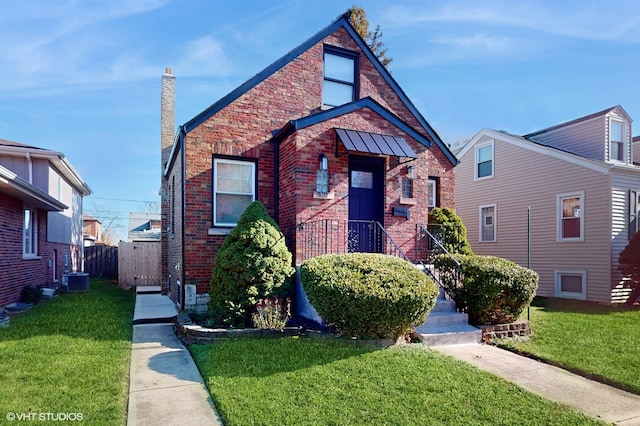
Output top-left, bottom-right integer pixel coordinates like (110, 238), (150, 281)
(300, 253), (438, 339)
(209, 201), (295, 327)
(618, 231), (640, 304)
(427, 207), (473, 255)
(435, 254), (538, 325)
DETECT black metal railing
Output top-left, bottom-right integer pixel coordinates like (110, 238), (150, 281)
(297, 219), (410, 262)
(416, 223), (462, 289)
(415, 223), (465, 264)
(296, 219), (462, 291)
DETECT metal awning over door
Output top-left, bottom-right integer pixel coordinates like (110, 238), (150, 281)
(335, 128), (417, 158)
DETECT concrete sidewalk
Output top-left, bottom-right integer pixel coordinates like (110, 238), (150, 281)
(435, 344), (640, 425)
(127, 288), (223, 425)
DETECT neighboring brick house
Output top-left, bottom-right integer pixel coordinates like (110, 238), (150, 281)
(161, 16), (458, 310)
(83, 214), (102, 246)
(455, 106), (640, 304)
(0, 139), (91, 307)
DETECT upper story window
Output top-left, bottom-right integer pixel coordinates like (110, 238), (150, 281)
(557, 191), (584, 241)
(23, 208), (38, 257)
(475, 141), (494, 180)
(609, 119), (626, 163)
(323, 47), (358, 107)
(212, 157), (256, 227)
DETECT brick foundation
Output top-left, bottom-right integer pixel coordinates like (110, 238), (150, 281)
(478, 320), (531, 340)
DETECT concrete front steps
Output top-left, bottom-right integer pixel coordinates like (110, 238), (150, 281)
(414, 289), (482, 346)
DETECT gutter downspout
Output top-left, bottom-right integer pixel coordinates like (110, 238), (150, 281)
(273, 134), (280, 224)
(180, 127), (187, 312)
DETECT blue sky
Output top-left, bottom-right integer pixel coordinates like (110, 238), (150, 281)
(1, 0), (639, 241)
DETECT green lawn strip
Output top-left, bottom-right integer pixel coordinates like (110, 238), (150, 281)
(498, 297), (640, 394)
(191, 337), (604, 426)
(0, 279), (135, 425)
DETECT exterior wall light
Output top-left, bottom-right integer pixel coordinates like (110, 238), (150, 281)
(316, 153), (329, 193)
(407, 164), (416, 180)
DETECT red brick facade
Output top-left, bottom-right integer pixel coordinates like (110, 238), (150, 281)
(0, 193), (79, 306)
(162, 19), (456, 309)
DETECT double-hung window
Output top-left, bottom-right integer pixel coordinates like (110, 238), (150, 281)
(475, 141), (494, 180)
(23, 208), (38, 257)
(609, 119), (625, 163)
(479, 204), (496, 242)
(212, 157), (256, 227)
(557, 191), (584, 241)
(323, 47), (357, 107)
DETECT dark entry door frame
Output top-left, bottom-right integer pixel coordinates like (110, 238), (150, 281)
(348, 155), (385, 252)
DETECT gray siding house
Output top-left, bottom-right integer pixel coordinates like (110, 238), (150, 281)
(455, 106), (639, 303)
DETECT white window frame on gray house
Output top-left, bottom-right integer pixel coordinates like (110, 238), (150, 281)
(479, 203), (496, 242)
(555, 269), (587, 300)
(475, 140), (494, 180)
(212, 158), (256, 227)
(608, 118), (626, 163)
(323, 47), (357, 107)
(23, 208), (38, 257)
(557, 191), (584, 242)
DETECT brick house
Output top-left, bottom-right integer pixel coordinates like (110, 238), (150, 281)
(161, 16), (458, 311)
(0, 139), (91, 307)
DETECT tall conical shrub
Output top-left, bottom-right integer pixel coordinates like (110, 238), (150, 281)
(209, 201), (294, 327)
(428, 207), (473, 255)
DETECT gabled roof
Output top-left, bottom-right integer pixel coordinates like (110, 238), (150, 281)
(179, 15), (457, 165)
(0, 138), (92, 195)
(0, 164), (68, 211)
(272, 97), (432, 154)
(524, 105), (631, 139)
(458, 128), (612, 175)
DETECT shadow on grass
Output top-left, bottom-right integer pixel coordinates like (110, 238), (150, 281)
(531, 296), (640, 315)
(0, 278), (135, 343)
(190, 335), (382, 378)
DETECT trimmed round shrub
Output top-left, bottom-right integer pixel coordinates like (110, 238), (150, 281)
(300, 253), (438, 339)
(434, 254), (538, 325)
(209, 201), (295, 327)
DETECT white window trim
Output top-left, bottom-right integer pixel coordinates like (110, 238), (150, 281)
(474, 140), (494, 181)
(556, 191), (585, 242)
(554, 270), (587, 300)
(427, 179), (437, 208)
(212, 158), (256, 228)
(608, 118), (627, 164)
(23, 208), (38, 258)
(479, 203), (497, 242)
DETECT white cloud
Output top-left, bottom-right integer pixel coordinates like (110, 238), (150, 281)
(384, 1), (640, 43)
(174, 36), (231, 78)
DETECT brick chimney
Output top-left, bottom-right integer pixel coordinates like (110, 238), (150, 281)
(160, 67), (175, 296)
(161, 67), (175, 173)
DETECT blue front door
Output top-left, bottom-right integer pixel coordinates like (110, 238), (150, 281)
(348, 155), (384, 252)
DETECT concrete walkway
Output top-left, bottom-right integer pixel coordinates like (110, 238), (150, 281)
(126, 288), (640, 425)
(127, 287), (223, 425)
(435, 344), (640, 425)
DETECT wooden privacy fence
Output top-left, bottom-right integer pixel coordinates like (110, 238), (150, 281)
(84, 245), (118, 279)
(118, 241), (161, 289)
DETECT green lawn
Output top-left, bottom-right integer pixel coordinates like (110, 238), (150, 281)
(498, 297), (640, 394)
(0, 279), (135, 425)
(191, 337), (604, 426)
